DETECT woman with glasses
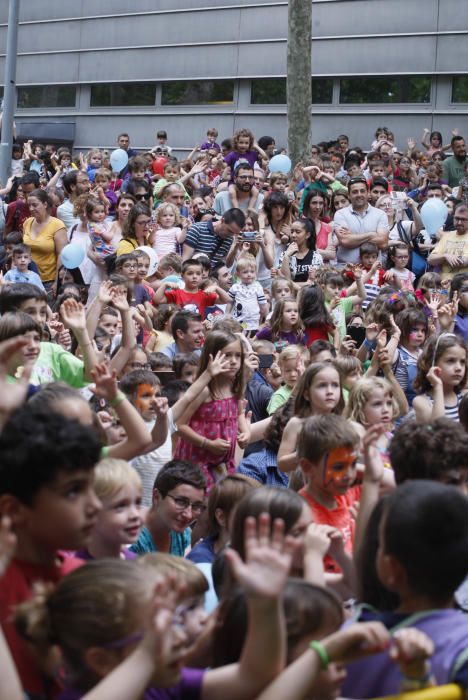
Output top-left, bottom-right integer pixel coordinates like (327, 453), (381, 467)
(116, 202), (153, 256)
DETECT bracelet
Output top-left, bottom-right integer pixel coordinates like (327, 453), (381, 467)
(109, 392), (126, 407)
(309, 640), (329, 670)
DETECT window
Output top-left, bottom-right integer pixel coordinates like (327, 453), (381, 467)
(90, 83), (155, 107)
(250, 78), (333, 104)
(17, 86), (76, 108)
(452, 77), (468, 103)
(339, 77), (431, 104)
(161, 80), (234, 105)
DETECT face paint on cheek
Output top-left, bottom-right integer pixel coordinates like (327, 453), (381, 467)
(322, 447), (357, 487)
(135, 383), (154, 413)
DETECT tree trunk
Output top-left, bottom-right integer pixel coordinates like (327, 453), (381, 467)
(287, 0), (312, 165)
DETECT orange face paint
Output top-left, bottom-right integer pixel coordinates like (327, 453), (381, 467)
(322, 446), (358, 488)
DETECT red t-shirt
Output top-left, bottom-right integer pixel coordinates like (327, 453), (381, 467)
(164, 288), (217, 318)
(5, 200), (31, 233)
(0, 553), (83, 697)
(299, 485), (361, 572)
(304, 323), (332, 346)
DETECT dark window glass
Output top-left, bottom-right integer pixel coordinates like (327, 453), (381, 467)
(251, 78), (333, 104)
(251, 78), (286, 104)
(339, 77), (431, 104)
(161, 80), (234, 105)
(17, 85), (76, 108)
(452, 77), (468, 103)
(90, 83), (156, 107)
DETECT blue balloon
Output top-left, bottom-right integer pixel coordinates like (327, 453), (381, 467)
(61, 243), (85, 269)
(109, 148), (129, 173)
(420, 198), (448, 236)
(268, 154), (292, 175)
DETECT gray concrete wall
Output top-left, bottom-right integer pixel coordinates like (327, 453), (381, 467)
(0, 0), (467, 154)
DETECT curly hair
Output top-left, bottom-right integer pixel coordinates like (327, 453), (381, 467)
(344, 376), (399, 426)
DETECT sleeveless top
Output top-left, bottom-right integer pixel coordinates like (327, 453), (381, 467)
(424, 392), (462, 422)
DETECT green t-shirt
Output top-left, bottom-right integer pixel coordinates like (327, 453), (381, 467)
(30, 342), (88, 387)
(267, 384), (293, 415)
(326, 296), (354, 341)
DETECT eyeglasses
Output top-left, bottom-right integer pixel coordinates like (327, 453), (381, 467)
(135, 193), (150, 200)
(135, 219), (152, 227)
(128, 362), (151, 370)
(166, 493), (206, 515)
(122, 263), (137, 269)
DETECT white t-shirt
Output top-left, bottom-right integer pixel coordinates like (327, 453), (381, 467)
(131, 408), (176, 507)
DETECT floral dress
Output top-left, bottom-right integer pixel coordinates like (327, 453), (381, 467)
(174, 397), (238, 490)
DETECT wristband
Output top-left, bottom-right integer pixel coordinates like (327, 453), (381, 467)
(109, 392), (126, 407)
(309, 640), (329, 670)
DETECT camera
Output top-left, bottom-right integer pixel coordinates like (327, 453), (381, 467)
(241, 231), (257, 242)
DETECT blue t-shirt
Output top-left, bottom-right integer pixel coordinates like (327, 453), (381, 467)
(130, 526), (191, 557)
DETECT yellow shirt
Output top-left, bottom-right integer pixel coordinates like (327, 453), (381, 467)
(116, 237), (138, 256)
(23, 216), (65, 282)
(431, 230), (468, 280)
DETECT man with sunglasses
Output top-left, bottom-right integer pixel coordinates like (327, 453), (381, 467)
(333, 176), (389, 266)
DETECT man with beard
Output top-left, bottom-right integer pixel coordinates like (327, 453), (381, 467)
(214, 163), (264, 214)
(443, 135), (467, 188)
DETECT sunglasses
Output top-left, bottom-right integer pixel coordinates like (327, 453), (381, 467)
(135, 193), (151, 200)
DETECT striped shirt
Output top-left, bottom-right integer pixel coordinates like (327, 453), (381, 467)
(184, 220), (232, 265)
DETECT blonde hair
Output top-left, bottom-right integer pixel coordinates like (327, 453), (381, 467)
(93, 458), (142, 501)
(137, 552), (208, 597)
(236, 254), (257, 272)
(155, 202), (181, 226)
(344, 376), (399, 425)
(278, 344), (301, 368)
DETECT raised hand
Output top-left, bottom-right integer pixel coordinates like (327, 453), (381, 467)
(90, 362), (119, 402)
(304, 522), (333, 559)
(207, 351), (231, 378)
(111, 286), (130, 311)
(426, 365), (443, 388)
(98, 280), (114, 305)
(60, 298), (87, 333)
(225, 513), (294, 599)
(363, 424), (386, 483)
(153, 396), (169, 416)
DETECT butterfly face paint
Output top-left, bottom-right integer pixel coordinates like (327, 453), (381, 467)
(322, 446), (358, 491)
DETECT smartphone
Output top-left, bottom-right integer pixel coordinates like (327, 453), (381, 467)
(258, 354), (274, 369)
(346, 325), (366, 346)
(241, 231), (257, 242)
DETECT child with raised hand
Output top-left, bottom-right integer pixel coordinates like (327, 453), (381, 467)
(0, 404), (102, 698)
(153, 257), (228, 317)
(256, 297), (304, 350)
(278, 362), (344, 473)
(175, 330), (251, 490)
(413, 332), (467, 422)
(75, 458), (143, 561)
(15, 513), (295, 700)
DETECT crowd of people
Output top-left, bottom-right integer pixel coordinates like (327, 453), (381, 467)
(0, 122), (468, 700)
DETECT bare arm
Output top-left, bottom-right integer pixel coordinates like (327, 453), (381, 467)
(277, 417), (302, 473)
(60, 298), (98, 382)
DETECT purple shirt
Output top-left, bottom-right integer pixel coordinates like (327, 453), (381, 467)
(224, 150), (259, 179)
(59, 668), (204, 700)
(256, 326), (305, 351)
(74, 548), (137, 561)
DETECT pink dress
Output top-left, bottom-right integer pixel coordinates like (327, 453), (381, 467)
(174, 397), (238, 490)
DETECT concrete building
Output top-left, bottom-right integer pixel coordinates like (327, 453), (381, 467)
(0, 0), (467, 155)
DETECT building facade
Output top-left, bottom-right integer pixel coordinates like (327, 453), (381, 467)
(0, 0), (467, 154)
